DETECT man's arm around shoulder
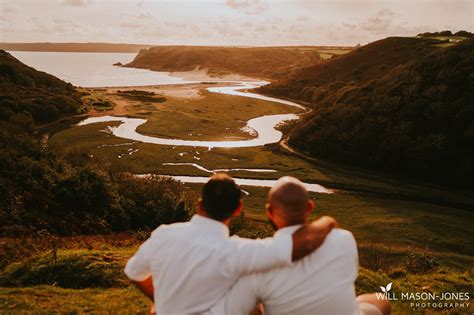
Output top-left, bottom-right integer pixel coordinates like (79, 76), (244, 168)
(291, 216), (339, 260)
(231, 216), (338, 275)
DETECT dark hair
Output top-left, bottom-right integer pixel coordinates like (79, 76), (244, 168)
(201, 173), (242, 221)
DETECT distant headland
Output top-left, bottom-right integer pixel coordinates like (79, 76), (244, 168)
(0, 42), (156, 53)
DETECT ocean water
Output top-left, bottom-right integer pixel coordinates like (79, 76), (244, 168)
(9, 51), (194, 87)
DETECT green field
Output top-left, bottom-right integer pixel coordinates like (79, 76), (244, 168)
(35, 84), (474, 313)
(137, 90), (301, 141)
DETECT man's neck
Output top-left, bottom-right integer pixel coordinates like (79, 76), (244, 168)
(197, 212), (230, 226)
(276, 220), (306, 230)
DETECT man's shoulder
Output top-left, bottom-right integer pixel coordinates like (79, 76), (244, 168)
(328, 228), (355, 240)
(150, 220), (192, 238)
(228, 234), (281, 247)
(324, 228), (357, 253)
(228, 235), (266, 243)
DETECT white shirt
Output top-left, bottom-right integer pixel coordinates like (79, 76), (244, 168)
(124, 215), (293, 315)
(208, 227), (360, 315)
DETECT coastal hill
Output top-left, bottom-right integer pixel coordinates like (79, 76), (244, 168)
(259, 37), (474, 187)
(0, 42), (155, 53)
(125, 46), (326, 79)
(259, 37), (438, 101)
(0, 50), (83, 126)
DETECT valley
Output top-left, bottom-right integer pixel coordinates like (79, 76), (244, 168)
(1, 35), (473, 313)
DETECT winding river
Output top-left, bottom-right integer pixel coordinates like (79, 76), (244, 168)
(77, 82), (331, 193)
(78, 82), (303, 148)
(10, 51), (330, 193)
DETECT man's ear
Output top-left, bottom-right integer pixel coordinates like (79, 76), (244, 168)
(232, 201), (243, 217)
(304, 200), (315, 218)
(197, 200), (205, 216)
(265, 202), (273, 220)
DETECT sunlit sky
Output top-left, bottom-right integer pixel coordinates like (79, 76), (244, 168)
(1, 0), (473, 46)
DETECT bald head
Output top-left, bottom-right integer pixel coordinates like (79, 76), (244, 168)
(267, 176), (312, 226)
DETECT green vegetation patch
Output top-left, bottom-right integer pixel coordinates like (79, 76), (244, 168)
(1, 250), (132, 288)
(117, 89), (166, 103)
(135, 90), (302, 141)
(0, 286), (149, 312)
(0, 267), (471, 313)
(81, 91), (115, 111)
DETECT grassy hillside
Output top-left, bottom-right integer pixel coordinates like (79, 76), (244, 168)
(0, 50), (84, 127)
(125, 46), (324, 79)
(259, 37), (438, 101)
(260, 37), (474, 187)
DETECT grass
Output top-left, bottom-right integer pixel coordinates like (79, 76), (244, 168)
(117, 89), (167, 103)
(415, 35), (470, 48)
(0, 221), (471, 313)
(0, 229), (471, 312)
(137, 90), (301, 141)
(316, 47), (352, 59)
(0, 286), (150, 313)
(80, 90), (115, 111)
(1, 250), (132, 288)
(1, 263), (471, 313)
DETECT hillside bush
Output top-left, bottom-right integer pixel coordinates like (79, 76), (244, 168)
(1, 250), (129, 288)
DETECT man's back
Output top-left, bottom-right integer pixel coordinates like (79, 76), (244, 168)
(210, 227), (359, 315)
(125, 215), (292, 315)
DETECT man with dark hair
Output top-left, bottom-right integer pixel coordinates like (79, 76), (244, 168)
(125, 173), (338, 314)
(201, 173), (242, 221)
(208, 176), (390, 315)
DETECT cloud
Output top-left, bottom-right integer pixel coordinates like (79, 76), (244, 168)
(358, 9), (399, 34)
(298, 16), (310, 22)
(339, 8), (432, 43)
(137, 12), (154, 20)
(225, 0), (268, 15)
(2, 0), (473, 46)
(225, 0), (251, 9)
(62, 0), (89, 6)
(53, 17), (80, 32)
(121, 22), (142, 29)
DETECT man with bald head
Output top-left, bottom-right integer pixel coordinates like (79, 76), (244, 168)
(208, 176), (390, 315)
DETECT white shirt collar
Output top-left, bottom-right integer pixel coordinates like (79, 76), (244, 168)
(274, 224), (303, 237)
(190, 214), (229, 237)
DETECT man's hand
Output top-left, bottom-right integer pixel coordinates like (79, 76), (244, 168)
(291, 216), (338, 261)
(131, 276), (155, 302)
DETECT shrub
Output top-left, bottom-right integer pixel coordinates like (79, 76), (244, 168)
(388, 267), (406, 279)
(1, 250), (129, 288)
(402, 252), (439, 274)
(358, 243), (392, 271)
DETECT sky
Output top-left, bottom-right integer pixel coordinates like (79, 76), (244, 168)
(1, 0), (473, 46)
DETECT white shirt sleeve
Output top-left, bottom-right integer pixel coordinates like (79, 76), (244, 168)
(207, 274), (260, 315)
(229, 233), (292, 276)
(124, 238), (153, 281)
